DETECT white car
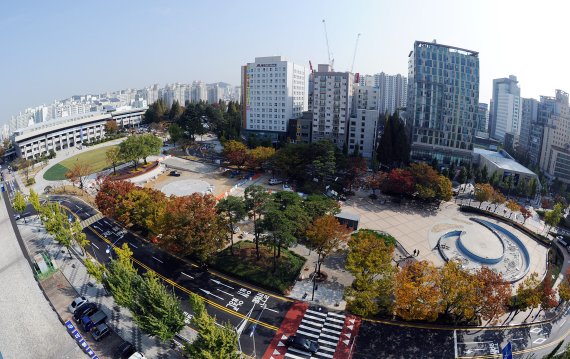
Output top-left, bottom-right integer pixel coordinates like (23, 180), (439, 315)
(68, 296), (88, 313)
(282, 184), (294, 192)
(269, 178), (283, 185)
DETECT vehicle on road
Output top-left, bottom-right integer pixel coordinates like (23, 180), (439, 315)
(68, 296), (88, 313)
(282, 184), (294, 192)
(14, 214), (21, 220)
(73, 302), (97, 321)
(90, 323), (111, 341)
(286, 335), (319, 354)
(269, 178), (283, 185)
(117, 341), (146, 359)
(81, 309), (107, 332)
(169, 170), (181, 177)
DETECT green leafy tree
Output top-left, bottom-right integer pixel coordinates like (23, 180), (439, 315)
(244, 185), (270, 259)
(303, 194), (341, 222)
(119, 135), (145, 169)
(85, 257), (106, 284)
(104, 243), (141, 308)
(480, 165), (489, 183)
(261, 207), (296, 272)
(306, 215), (351, 275)
(106, 146), (122, 175)
(184, 294), (240, 359)
(168, 123), (184, 146)
(545, 203), (564, 233)
(28, 188), (41, 217)
(12, 191), (27, 222)
(169, 100), (184, 121)
(513, 272), (541, 316)
(132, 271), (185, 341)
(140, 133), (163, 164)
(216, 196), (247, 255)
(71, 218), (89, 256)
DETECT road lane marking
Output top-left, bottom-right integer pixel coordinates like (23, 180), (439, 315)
(152, 256), (164, 263)
(320, 333), (341, 341)
(533, 338), (546, 344)
(295, 330), (319, 338)
(322, 327), (341, 335)
(298, 324), (321, 333)
(326, 317), (345, 324)
(323, 322), (343, 330)
(327, 312), (345, 318)
(91, 243), (99, 250)
(301, 319), (323, 327)
(318, 338), (338, 346)
(199, 288), (224, 301)
(129, 243), (138, 249)
(560, 319), (567, 326)
(320, 346), (336, 352)
(304, 314), (326, 322)
(315, 351), (334, 358)
(306, 309), (327, 317)
(210, 278), (234, 290)
(181, 272), (194, 279)
(284, 352), (305, 359)
(264, 307), (279, 313)
(216, 289), (233, 296)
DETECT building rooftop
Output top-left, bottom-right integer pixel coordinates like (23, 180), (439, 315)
(474, 148), (536, 176)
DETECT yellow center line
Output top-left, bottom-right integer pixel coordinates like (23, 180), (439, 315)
(87, 225), (279, 332)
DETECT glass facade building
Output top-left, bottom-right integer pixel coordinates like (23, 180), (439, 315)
(407, 41), (479, 166)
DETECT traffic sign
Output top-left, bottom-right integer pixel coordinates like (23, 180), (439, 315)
(502, 341), (512, 359)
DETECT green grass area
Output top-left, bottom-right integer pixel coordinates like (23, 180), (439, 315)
(212, 241), (306, 294)
(43, 145), (118, 181)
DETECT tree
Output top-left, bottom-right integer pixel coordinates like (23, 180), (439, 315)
(439, 261), (479, 322)
(306, 215), (351, 275)
(28, 188), (41, 217)
(246, 146), (275, 171)
(119, 135), (146, 169)
(436, 175), (453, 202)
(474, 183), (494, 208)
(244, 185), (270, 260)
(345, 230), (396, 315)
(222, 140), (248, 168)
(106, 147), (122, 175)
(105, 120), (119, 134)
(480, 165), (489, 183)
(545, 203), (564, 233)
(168, 123), (184, 146)
(155, 194), (227, 263)
(474, 267), (512, 324)
(12, 191), (27, 222)
(84, 257), (106, 284)
(131, 271), (185, 341)
(140, 133), (163, 164)
(520, 206), (532, 224)
(118, 188), (167, 233)
(143, 99), (168, 123)
(71, 218), (89, 256)
(513, 272), (541, 316)
(394, 261), (444, 321)
(382, 168), (415, 196)
(104, 243), (141, 308)
(216, 196), (246, 255)
(303, 195), (340, 222)
(65, 162), (92, 189)
(540, 275), (558, 313)
(169, 100), (184, 122)
(506, 199), (520, 218)
(95, 179), (136, 218)
(184, 294), (240, 359)
(344, 155), (368, 192)
(491, 190), (506, 211)
(377, 113), (409, 167)
(261, 206), (296, 272)
(365, 172), (386, 196)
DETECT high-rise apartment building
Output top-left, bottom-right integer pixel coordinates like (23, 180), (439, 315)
(539, 90), (570, 183)
(311, 64), (355, 148)
(376, 72), (407, 116)
(407, 40), (479, 165)
(191, 81), (208, 103)
(519, 98), (538, 153)
(347, 85), (380, 158)
(477, 103), (489, 134)
(241, 56), (308, 139)
(490, 75), (521, 142)
(358, 74), (375, 87)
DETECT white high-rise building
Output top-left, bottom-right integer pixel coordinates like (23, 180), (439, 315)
(242, 56), (308, 135)
(490, 75), (521, 142)
(358, 74), (375, 87)
(375, 72), (407, 116)
(348, 85), (380, 158)
(191, 81), (208, 103)
(311, 64), (355, 148)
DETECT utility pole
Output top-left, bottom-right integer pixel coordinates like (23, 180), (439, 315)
(311, 261), (318, 301)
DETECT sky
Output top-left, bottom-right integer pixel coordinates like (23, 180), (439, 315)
(2, 0), (570, 126)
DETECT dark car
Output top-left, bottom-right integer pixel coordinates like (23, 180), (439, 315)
(117, 341), (136, 359)
(73, 302), (97, 321)
(81, 309), (107, 332)
(169, 170), (181, 177)
(90, 323), (111, 341)
(286, 335), (319, 354)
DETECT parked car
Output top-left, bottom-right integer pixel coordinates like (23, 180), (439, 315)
(286, 335), (319, 354)
(282, 184), (294, 192)
(269, 178), (283, 185)
(169, 170), (181, 177)
(116, 341), (147, 359)
(90, 323), (111, 341)
(73, 302), (97, 321)
(81, 309), (107, 332)
(68, 296), (88, 313)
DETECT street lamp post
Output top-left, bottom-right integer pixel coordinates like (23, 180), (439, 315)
(311, 261), (318, 301)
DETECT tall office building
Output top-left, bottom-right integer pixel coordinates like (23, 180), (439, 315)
(241, 56), (308, 140)
(311, 64), (354, 148)
(477, 103), (489, 134)
(407, 40), (480, 165)
(539, 90), (570, 183)
(375, 72), (407, 116)
(490, 75), (521, 141)
(519, 98), (538, 153)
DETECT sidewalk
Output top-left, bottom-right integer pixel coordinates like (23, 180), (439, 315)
(16, 214), (191, 358)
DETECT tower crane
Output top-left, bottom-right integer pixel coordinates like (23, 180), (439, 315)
(350, 33), (361, 73)
(322, 19), (334, 70)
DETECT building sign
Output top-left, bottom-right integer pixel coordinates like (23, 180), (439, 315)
(256, 63), (277, 67)
(64, 320), (99, 359)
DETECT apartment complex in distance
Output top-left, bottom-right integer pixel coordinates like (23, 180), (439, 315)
(538, 90), (570, 183)
(241, 56), (308, 142)
(489, 75), (521, 142)
(407, 40), (480, 165)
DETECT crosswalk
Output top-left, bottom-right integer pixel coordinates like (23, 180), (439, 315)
(80, 213), (104, 228)
(284, 307), (345, 359)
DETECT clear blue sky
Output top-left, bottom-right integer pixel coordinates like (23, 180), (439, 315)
(2, 0), (569, 126)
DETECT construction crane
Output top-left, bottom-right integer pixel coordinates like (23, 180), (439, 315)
(350, 33), (361, 73)
(322, 19), (334, 70)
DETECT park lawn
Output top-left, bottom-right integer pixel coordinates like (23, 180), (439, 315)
(212, 241), (306, 294)
(43, 145), (118, 181)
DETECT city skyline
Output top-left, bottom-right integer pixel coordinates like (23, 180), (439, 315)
(3, 0), (570, 126)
